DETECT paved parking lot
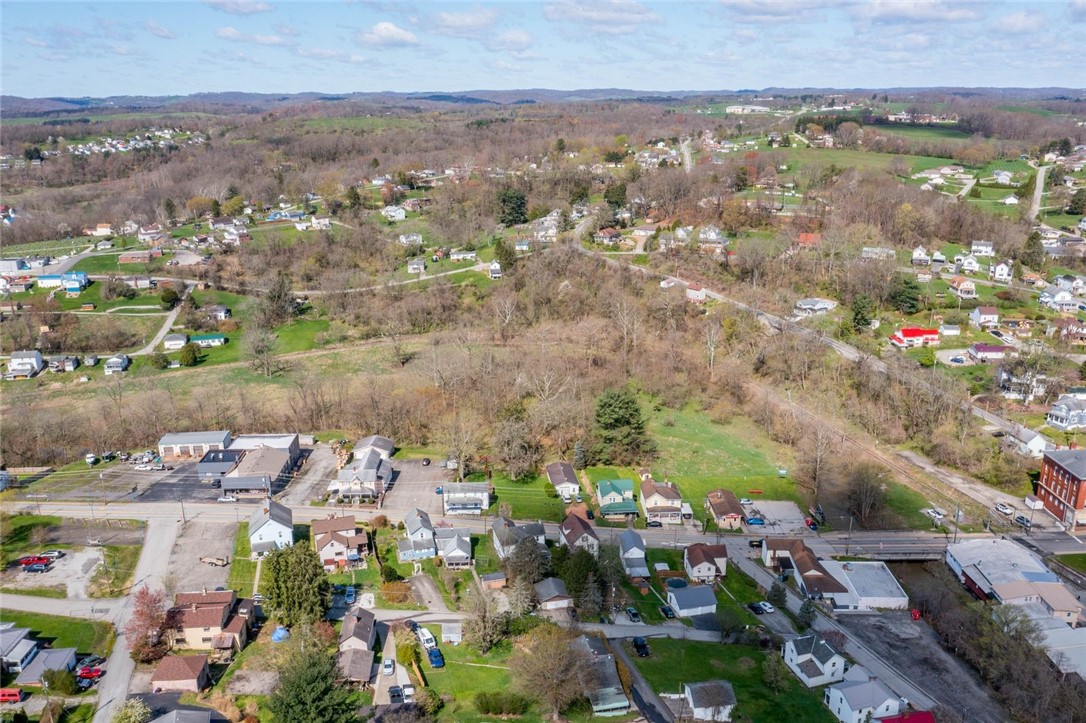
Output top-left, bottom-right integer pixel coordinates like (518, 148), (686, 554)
(279, 446), (337, 504)
(135, 463), (223, 503)
(746, 500), (809, 534)
(166, 520), (234, 592)
(382, 460), (450, 518)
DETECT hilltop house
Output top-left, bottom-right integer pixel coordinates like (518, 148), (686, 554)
(793, 298), (837, 317)
(558, 513), (599, 558)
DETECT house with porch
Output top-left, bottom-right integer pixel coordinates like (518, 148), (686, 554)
(573, 635), (630, 717)
(559, 513), (600, 558)
(397, 508), (437, 562)
(442, 482), (490, 515)
(312, 515), (368, 569)
(435, 527), (472, 568)
(491, 517), (547, 561)
(684, 543), (728, 583)
(597, 479), (637, 519)
(640, 478), (683, 524)
(948, 276), (977, 299)
(169, 590), (252, 653)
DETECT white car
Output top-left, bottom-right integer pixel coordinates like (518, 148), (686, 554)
(759, 602), (776, 614)
(217, 495), (237, 503)
(995, 502), (1014, 516)
(739, 498), (753, 506)
(381, 659), (395, 676)
(922, 508), (944, 521)
(134, 464), (152, 471)
(417, 628), (437, 650)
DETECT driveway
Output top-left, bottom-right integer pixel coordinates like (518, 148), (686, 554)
(381, 460), (448, 518)
(611, 639), (673, 723)
(410, 574), (450, 613)
(279, 445), (337, 504)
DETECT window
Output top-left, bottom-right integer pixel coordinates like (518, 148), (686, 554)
(202, 637), (212, 643)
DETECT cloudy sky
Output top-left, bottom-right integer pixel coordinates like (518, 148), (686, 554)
(3, 1), (1084, 97)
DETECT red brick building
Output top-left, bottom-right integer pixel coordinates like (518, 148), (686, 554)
(1038, 451), (1086, 531)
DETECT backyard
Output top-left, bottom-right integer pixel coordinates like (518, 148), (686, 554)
(0, 610), (114, 660)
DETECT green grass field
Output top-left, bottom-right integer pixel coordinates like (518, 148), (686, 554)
(1042, 211), (1083, 230)
(0, 610), (114, 658)
(877, 125), (972, 142)
(227, 523), (258, 595)
(1055, 553), (1086, 575)
(1, 236), (95, 256)
(783, 147), (949, 175)
(87, 544), (141, 597)
(70, 250), (168, 275)
(628, 638), (836, 723)
(297, 116), (423, 132)
(0, 514), (64, 565)
(479, 471), (567, 522)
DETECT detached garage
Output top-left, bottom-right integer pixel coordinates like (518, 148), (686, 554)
(159, 431), (232, 460)
(151, 654), (210, 692)
(667, 585), (717, 618)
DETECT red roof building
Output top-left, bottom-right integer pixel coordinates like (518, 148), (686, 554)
(889, 328), (940, 349)
(875, 713), (936, 723)
(796, 232), (822, 247)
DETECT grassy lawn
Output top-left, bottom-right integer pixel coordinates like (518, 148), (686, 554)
(87, 544), (141, 597)
(227, 523), (258, 595)
(1, 235), (94, 256)
(628, 638), (836, 723)
(274, 318), (329, 353)
(878, 125), (972, 142)
(0, 610), (114, 657)
(1055, 553), (1086, 575)
(0, 585), (67, 598)
(881, 484), (935, 531)
(0, 514), (64, 565)
(1042, 211), (1083, 230)
(481, 471), (566, 522)
(70, 251), (169, 275)
(645, 404), (800, 505)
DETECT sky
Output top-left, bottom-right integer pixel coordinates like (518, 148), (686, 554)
(2, 1), (1085, 98)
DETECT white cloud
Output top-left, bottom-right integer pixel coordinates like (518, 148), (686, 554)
(216, 26), (293, 46)
(274, 23), (299, 37)
(1068, 0), (1086, 22)
(24, 37), (47, 48)
(851, 1), (983, 25)
(431, 7), (498, 37)
(203, 1), (274, 15)
(295, 47), (365, 64)
(109, 44), (141, 57)
(992, 10), (1046, 34)
(721, 0), (836, 24)
(144, 20), (176, 39)
(358, 21), (418, 46)
(487, 29), (533, 53)
(543, 0), (658, 34)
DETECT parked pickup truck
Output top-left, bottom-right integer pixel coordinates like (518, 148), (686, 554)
(200, 556), (230, 567)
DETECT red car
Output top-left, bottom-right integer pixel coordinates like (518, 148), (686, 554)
(77, 667), (104, 680)
(18, 556), (50, 566)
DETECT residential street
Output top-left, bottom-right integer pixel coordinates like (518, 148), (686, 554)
(611, 640), (673, 723)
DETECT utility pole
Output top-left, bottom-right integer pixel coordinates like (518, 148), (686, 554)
(844, 516), (854, 556)
(179, 497), (187, 525)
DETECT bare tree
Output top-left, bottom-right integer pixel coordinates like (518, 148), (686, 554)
(492, 293), (518, 344)
(705, 317), (721, 382)
(245, 325), (280, 378)
(509, 624), (595, 721)
(609, 297), (642, 373)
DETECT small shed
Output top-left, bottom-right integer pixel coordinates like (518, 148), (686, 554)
(442, 623), (462, 645)
(480, 571), (507, 589)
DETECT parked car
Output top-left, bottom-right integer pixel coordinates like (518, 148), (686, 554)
(748, 538), (764, 549)
(746, 516), (765, 526)
(625, 607), (642, 624)
(421, 458), (431, 466)
(646, 520), (663, 528)
(995, 502), (1014, 516)
(77, 677), (97, 690)
(427, 648), (445, 668)
(659, 605), (676, 620)
(949, 356), (965, 364)
(759, 602), (775, 614)
(151, 464), (166, 471)
(632, 637), (650, 657)
(25, 563), (50, 574)
(85, 454), (97, 465)
(991, 330), (1004, 338)
(434, 486), (443, 495)
(252, 593), (265, 603)
(344, 587), (356, 605)
(586, 509), (595, 520)
(388, 685), (403, 703)
(575, 493), (583, 503)
(0, 689), (24, 704)
(134, 464), (152, 472)
(402, 684), (416, 703)
(805, 518), (819, 532)
(747, 602), (764, 615)
(417, 628), (437, 650)
(406, 620), (419, 632)
(40, 550), (66, 559)
(77, 667), (104, 680)
(216, 496), (237, 503)
(19, 556), (51, 567)
(739, 498), (753, 505)
(80, 655), (105, 668)
(382, 659), (395, 676)
(1015, 514), (1032, 530)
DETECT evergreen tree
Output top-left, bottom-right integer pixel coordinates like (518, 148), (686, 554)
(497, 188), (528, 226)
(268, 645), (355, 723)
(850, 295), (875, 333)
(506, 538), (548, 584)
(572, 441), (587, 470)
(768, 581), (787, 607)
(576, 572), (602, 618)
(178, 343), (199, 367)
(345, 185), (361, 208)
(798, 598), (816, 630)
(494, 238), (517, 272)
(508, 575), (537, 616)
(889, 275), (921, 314)
(263, 543), (331, 626)
(163, 198), (176, 221)
(603, 182), (627, 209)
(1019, 231), (1046, 271)
(594, 388), (655, 465)
(1068, 189), (1086, 215)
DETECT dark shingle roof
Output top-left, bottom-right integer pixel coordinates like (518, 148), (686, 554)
(1045, 449), (1086, 479)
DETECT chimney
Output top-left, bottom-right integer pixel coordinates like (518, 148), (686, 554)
(202, 586), (207, 595)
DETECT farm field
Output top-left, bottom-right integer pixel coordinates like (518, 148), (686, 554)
(876, 124), (972, 141)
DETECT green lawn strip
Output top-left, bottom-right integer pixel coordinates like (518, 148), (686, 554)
(628, 638), (836, 723)
(472, 534), (501, 575)
(227, 523), (257, 595)
(87, 544), (142, 597)
(1054, 553), (1086, 575)
(480, 471), (566, 522)
(0, 585), (67, 599)
(421, 635), (526, 721)
(0, 514), (64, 564)
(0, 610), (114, 657)
(58, 703), (97, 722)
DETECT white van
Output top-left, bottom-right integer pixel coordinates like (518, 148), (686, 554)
(417, 627), (437, 650)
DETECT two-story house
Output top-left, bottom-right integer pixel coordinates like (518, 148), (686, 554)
(783, 634), (846, 687)
(1047, 394), (1086, 431)
(989, 260), (1013, 283)
(5, 350), (43, 379)
(824, 666), (900, 723)
(683, 543), (728, 583)
(948, 276), (977, 299)
(491, 517), (547, 561)
(969, 306), (1000, 328)
(546, 461), (580, 500)
(248, 499), (293, 557)
(640, 478), (683, 524)
(312, 515), (368, 569)
(618, 529), (649, 579)
(971, 240), (995, 257)
(596, 479), (637, 519)
(397, 508), (437, 562)
(558, 513), (600, 558)
(169, 590), (252, 653)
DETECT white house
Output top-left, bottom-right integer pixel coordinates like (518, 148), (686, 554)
(6, 350), (44, 379)
(681, 681), (736, 722)
(558, 513), (599, 558)
(666, 585), (717, 617)
(442, 482), (490, 515)
(823, 666), (900, 723)
(971, 240), (995, 257)
(488, 261), (502, 279)
(948, 276), (977, 299)
(911, 246), (930, 265)
(969, 306), (1000, 328)
(619, 529), (649, 578)
(783, 634), (846, 687)
(104, 354), (131, 375)
(545, 461), (580, 499)
(1040, 285), (1078, 312)
(956, 254), (981, 273)
(534, 577), (573, 610)
(381, 206), (406, 222)
(407, 258), (426, 274)
(1002, 195), (1020, 206)
(683, 543), (728, 583)
(793, 298), (838, 317)
(989, 261), (1013, 283)
(398, 233), (423, 246)
(248, 499), (293, 557)
(491, 517), (546, 561)
(397, 508), (437, 562)
(163, 333), (189, 351)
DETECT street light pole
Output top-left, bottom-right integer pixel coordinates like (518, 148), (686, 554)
(844, 516), (854, 556)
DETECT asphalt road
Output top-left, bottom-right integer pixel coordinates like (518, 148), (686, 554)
(611, 641), (673, 723)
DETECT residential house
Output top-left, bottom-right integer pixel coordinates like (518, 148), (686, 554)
(450, 250), (477, 261)
(559, 513), (600, 558)
(398, 232), (423, 246)
(971, 240), (995, 257)
(640, 478), (683, 524)
(205, 305), (231, 322)
(793, 298), (838, 317)
(331, 446), (393, 500)
(407, 258), (426, 274)
(1050, 317), (1086, 345)
(595, 228), (623, 245)
(248, 499), (293, 557)
(989, 261), (1013, 283)
(138, 224), (164, 243)
(699, 225), (723, 243)
(685, 284), (707, 304)
(192, 334), (227, 348)
(338, 648), (375, 685)
(1002, 195), (1020, 206)
(85, 223), (114, 237)
(680, 680), (736, 722)
(210, 217), (235, 230)
(435, 527), (472, 568)
(684, 543), (728, 583)
(762, 538), (849, 601)
(969, 306), (1000, 328)
(1055, 274), (1085, 294)
(1038, 450), (1086, 531)
(62, 271), (89, 293)
(1007, 425), (1053, 459)
(968, 343), (1012, 363)
(1023, 271), (1047, 287)
(546, 461), (580, 499)
(104, 354), (131, 375)
(824, 666), (900, 723)
(1040, 285), (1078, 312)
(931, 250), (947, 265)
(597, 479), (637, 519)
(151, 655), (210, 693)
(998, 365), (1047, 404)
(159, 430), (232, 459)
(13, 647), (77, 686)
(888, 328), (939, 349)
(488, 261), (502, 279)
(339, 607), (377, 651)
(312, 515), (368, 569)
(860, 247), (895, 261)
(667, 585), (717, 617)
(491, 517), (547, 561)
(169, 590), (251, 652)
(96, 239), (114, 250)
(619, 529), (650, 579)
(163, 333), (189, 351)
(119, 250), (157, 264)
(534, 577), (573, 610)
(381, 206), (406, 222)
(783, 634), (846, 687)
(572, 636), (630, 717)
(916, 270), (933, 283)
(705, 489), (744, 530)
(0, 625), (36, 673)
(442, 482), (490, 515)
(948, 276), (977, 299)
(397, 508), (437, 562)
(311, 215), (331, 230)
(1046, 394), (1086, 431)
(5, 350), (43, 379)
(47, 355), (79, 373)
(911, 246), (930, 265)
(955, 255), (981, 274)
(796, 232), (822, 247)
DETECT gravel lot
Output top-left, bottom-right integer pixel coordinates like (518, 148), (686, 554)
(381, 460), (449, 518)
(166, 520), (235, 592)
(835, 610), (1006, 722)
(1, 547), (103, 598)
